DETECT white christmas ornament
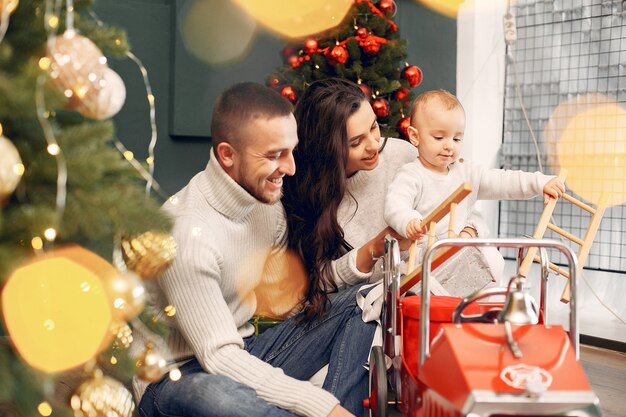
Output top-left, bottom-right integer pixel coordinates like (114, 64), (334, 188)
(0, 134), (24, 199)
(79, 67), (127, 120)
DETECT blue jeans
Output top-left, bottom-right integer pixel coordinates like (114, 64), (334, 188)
(138, 285), (376, 417)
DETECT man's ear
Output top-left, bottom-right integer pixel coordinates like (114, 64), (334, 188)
(215, 142), (236, 168)
(407, 126), (419, 148)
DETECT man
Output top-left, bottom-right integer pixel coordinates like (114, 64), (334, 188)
(135, 83), (375, 417)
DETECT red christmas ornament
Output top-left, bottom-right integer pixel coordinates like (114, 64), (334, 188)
(372, 98), (390, 118)
(362, 38), (381, 55)
(358, 83), (372, 100)
(328, 45), (348, 65)
(287, 55), (300, 68)
(378, 0), (397, 15)
(281, 46), (297, 60)
(397, 116), (411, 139)
(356, 28), (368, 39)
(402, 65), (423, 87)
(304, 39), (319, 54)
(280, 85), (297, 103)
(267, 76), (280, 88)
(395, 88), (410, 102)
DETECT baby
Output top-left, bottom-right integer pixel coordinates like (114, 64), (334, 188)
(384, 90), (564, 289)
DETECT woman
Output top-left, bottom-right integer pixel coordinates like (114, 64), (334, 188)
(282, 78), (418, 320)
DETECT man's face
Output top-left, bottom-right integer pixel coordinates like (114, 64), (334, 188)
(231, 114), (298, 204)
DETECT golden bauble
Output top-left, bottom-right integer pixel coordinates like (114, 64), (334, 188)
(0, 134), (23, 200)
(70, 369), (135, 417)
(135, 342), (168, 382)
(104, 271), (146, 322)
(121, 231), (177, 279)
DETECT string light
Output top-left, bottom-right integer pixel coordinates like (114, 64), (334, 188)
(164, 305), (176, 317)
(31, 236), (43, 250)
(110, 356), (118, 365)
(89, 11), (160, 198)
(37, 401), (52, 417)
(43, 228), (57, 241)
(169, 368), (182, 381)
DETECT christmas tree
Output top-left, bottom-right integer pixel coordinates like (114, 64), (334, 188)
(266, 0), (423, 139)
(0, 0), (173, 416)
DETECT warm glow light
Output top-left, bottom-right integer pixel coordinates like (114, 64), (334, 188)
(37, 402), (52, 417)
(47, 144), (60, 155)
(123, 150), (134, 161)
(180, 0), (257, 66)
(231, 0), (353, 39)
(38, 57), (51, 70)
(547, 94), (626, 207)
(31, 236), (43, 250)
(415, 0), (464, 18)
(1, 245), (116, 373)
(47, 15), (59, 29)
(169, 368), (182, 381)
(164, 304), (176, 317)
(43, 228), (57, 241)
(13, 163), (25, 176)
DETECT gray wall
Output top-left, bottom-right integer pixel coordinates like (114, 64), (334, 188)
(95, 0), (456, 195)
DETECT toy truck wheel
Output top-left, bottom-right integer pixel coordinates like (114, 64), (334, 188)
(368, 346), (387, 417)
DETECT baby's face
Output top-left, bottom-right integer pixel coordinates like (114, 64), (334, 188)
(410, 103), (465, 174)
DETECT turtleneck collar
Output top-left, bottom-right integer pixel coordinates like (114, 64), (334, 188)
(197, 148), (260, 219)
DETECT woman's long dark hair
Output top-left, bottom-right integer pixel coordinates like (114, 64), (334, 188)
(282, 78), (367, 320)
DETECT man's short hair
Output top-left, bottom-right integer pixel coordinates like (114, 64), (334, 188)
(410, 89), (463, 121)
(211, 82), (293, 149)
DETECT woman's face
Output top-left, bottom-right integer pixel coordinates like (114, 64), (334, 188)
(345, 100), (381, 177)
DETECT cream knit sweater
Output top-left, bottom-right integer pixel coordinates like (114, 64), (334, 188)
(135, 150), (338, 417)
(332, 138), (418, 286)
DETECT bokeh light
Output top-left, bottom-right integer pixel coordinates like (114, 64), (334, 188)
(1, 245), (115, 373)
(231, 0), (353, 39)
(545, 93), (626, 207)
(180, 0), (257, 66)
(415, 0), (464, 18)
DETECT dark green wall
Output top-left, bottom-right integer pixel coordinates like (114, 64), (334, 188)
(94, 0), (456, 195)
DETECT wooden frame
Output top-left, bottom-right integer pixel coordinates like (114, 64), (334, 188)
(517, 169), (608, 302)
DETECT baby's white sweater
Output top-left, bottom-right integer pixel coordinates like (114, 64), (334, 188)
(384, 158), (553, 239)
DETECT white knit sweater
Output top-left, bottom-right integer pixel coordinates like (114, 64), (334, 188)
(134, 150), (338, 417)
(384, 158), (553, 239)
(332, 138), (418, 286)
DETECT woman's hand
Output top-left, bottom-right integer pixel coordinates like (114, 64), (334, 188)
(355, 226), (405, 273)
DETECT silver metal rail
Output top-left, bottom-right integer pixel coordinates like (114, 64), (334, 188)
(419, 238), (579, 370)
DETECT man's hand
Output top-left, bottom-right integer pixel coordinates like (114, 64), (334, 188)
(328, 404), (355, 417)
(543, 177), (565, 204)
(405, 219), (424, 241)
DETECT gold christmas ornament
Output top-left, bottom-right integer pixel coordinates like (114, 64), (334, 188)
(78, 67), (126, 120)
(104, 270), (146, 322)
(70, 369), (135, 417)
(135, 342), (168, 382)
(0, 134), (24, 200)
(121, 231), (177, 279)
(47, 31), (108, 114)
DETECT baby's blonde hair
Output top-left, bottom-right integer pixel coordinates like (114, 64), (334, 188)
(409, 89), (463, 122)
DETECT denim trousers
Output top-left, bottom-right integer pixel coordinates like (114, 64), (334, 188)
(138, 284), (376, 417)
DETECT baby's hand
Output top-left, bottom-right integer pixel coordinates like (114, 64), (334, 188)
(405, 219), (424, 241)
(543, 177), (565, 204)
